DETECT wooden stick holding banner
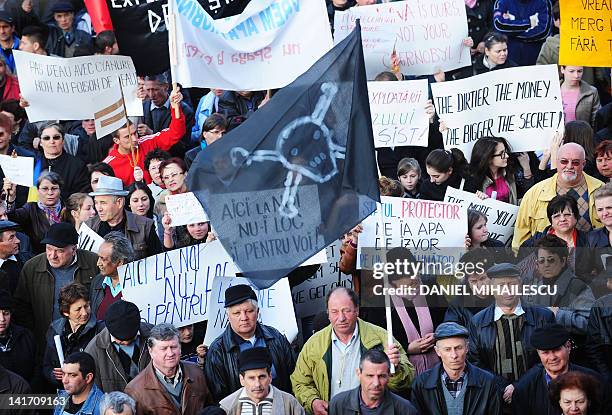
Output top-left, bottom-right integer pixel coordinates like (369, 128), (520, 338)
(167, 0), (180, 119)
(116, 77), (138, 174)
(377, 206), (395, 374)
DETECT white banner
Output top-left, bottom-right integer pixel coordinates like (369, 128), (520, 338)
(204, 276), (298, 345)
(444, 187), (519, 247)
(0, 155), (33, 187)
(77, 223), (105, 253)
(431, 64), (563, 159)
(368, 79), (429, 148)
(334, 0), (471, 78)
(93, 82), (127, 139)
(120, 240), (238, 327)
(172, 0), (333, 90)
(291, 240), (353, 317)
(357, 197), (467, 269)
(14, 51), (143, 122)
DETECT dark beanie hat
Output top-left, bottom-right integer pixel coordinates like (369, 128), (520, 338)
(105, 301), (141, 341)
(224, 284), (257, 308)
(239, 347), (272, 372)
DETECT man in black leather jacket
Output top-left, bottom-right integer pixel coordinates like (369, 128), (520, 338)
(204, 284), (297, 402)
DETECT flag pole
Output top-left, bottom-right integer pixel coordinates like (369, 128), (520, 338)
(116, 76), (135, 167)
(376, 202), (395, 374)
(167, 0), (180, 119)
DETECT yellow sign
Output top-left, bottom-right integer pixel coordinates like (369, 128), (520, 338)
(559, 0), (612, 67)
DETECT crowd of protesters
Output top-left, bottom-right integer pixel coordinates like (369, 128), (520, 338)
(0, 0), (611, 414)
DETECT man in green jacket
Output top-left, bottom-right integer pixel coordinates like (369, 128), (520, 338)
(291, 287), (414, 415)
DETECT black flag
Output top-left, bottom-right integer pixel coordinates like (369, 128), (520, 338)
(106, 0), (169, 75)
(187, 21), (379, 287)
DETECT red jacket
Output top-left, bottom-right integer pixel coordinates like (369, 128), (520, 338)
(3, 75), (20, 101)
(104, 108), (186, 186)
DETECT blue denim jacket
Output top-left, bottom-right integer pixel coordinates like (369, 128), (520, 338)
(53, 384), (104, 415)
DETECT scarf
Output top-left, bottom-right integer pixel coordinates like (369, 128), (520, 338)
(391, 294), (439, 374)
(38, 201), (62, 224)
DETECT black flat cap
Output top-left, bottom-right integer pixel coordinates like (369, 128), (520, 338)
(0, 220), (20, 233)
(105, 301), (141, 341)
(51, 2), (74, 13)
(434, 322), (469, 340)
(486, 263), (521, 279)
(41, 223), (78, 248)
(531, 324), (571, 350)
(0, 289), (12, 310)
(224, 284), (257, 308)
(239, 347), (272, 372)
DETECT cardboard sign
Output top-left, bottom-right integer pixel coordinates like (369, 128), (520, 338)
(77, 223), (105, 253)
(334, 0), (471, 78)
(444, 187), (519, 246)
(0, 155), (33, 187)
(431, 64), (563, 158)
(368, 79), (430, 148)
(166, 192), (209, 227)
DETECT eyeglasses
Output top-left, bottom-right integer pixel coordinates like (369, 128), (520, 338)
(537, 257), (558, 265)
(493, 150), (508, 159)
(162, 171), (184, 181)
(559, 159), (582, 167)
(41, 134), (62, 141)
(39, 186), (60, 193)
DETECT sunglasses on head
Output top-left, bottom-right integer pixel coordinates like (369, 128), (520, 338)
(558, 159), (582, 167)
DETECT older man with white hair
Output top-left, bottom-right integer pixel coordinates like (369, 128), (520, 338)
(513, 142), (604, 246)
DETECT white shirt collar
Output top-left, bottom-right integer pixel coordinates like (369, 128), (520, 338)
(150, 97), (170, 111)
(494, 302), (525, 321)
(0, 255), (17, 268)
(331, 323), (359, 346)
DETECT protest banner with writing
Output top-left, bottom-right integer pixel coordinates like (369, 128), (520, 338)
(357, 197), (467, 269)
(14, 51), (142, 122)
(166, 192), (209, 227)
(77, 223), (105, 253)
(93, 82), (128, 139)
(120, 240), (238, 327)
(204, 276), (298, 345)
(334, 0), (471, 78)
(368, 80), (429, 148)
(0, 155), (33, 187)
(444, 187), (519, 246)
(559, 0), (612, 67)
(171, 0), (333, 90)
(291, 240), (353, 317)
(431, 64), (563, 159)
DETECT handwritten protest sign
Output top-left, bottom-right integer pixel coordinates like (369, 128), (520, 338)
(334, 0), (471, 78)
(166, 192), (209, 227)
(77, 223), (105, 253)
(357, 197), (467, 269)
(204, 276), (298, 345)
(431, 64), (563, 159)
(292, 240), (353, 317)
(14, 51), (142, 122)
(0, 155), (33, 187)
(172, 0), (333, 90)
(444, 187), (519, 246)
(120, 240), (238, 327)
(559, 0), (612, 67)
(368, 80), (429, 148)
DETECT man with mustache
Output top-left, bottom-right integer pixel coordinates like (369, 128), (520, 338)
(513, 143), (604, 246)
(220, 347), (305, 414)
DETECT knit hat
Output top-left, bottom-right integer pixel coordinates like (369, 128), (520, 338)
(105, 301), (141, 341)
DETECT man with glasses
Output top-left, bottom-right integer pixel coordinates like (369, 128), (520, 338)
(513, 143), (604, 246)
(86, 176), (162, 260)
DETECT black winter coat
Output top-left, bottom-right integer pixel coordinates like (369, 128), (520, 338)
(38, 152), (90, 202)
(419, 172), (463, 202)
(512, 363), (610, 415)
(204, 323), (296, 402)
(0, 323), (36, 382)
(585, 293), (612, 380)
(7, 202), (62, 255)
(42, 315), (105, 387)
(411, 362), (503, 415)
(468, 303), (556, 385)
